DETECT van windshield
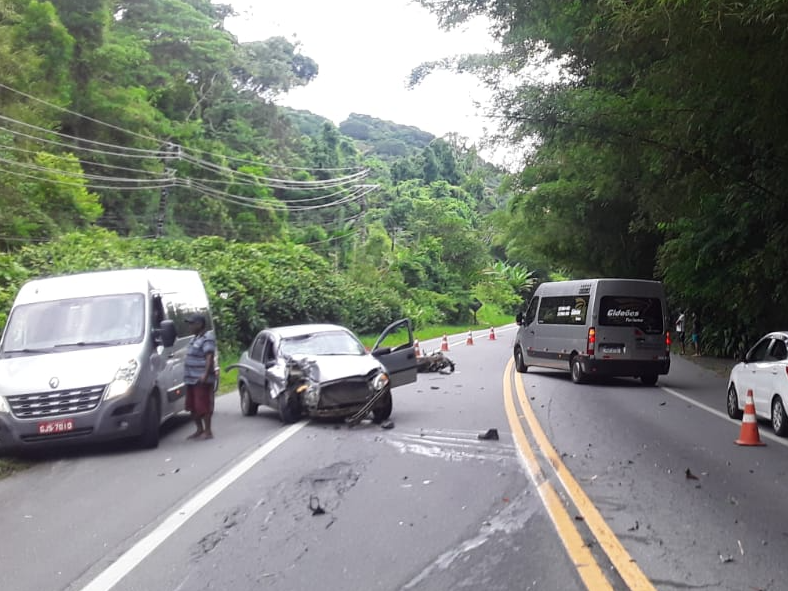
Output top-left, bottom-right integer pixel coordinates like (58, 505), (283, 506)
(598, 296), (664, 334)
(0, 293), (145, 355)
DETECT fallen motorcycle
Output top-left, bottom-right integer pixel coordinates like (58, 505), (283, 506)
(416, 350), (455, 374)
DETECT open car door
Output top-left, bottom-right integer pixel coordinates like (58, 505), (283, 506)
(371, 318), (417, 388)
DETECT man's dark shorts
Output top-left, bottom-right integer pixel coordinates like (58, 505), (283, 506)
(186, 383), (214, 416)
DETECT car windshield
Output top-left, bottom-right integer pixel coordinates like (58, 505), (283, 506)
(280, 330), (366, 357)
(0, 293), (145, 355)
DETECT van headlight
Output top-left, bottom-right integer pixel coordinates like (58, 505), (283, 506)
(371, 372), (390, 391)
(0, 396), (10, 414)
(105, 359), (139, 400)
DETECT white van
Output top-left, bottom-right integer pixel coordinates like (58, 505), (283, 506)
(513, 278), (670, 385)
(0, 269), (216, 450)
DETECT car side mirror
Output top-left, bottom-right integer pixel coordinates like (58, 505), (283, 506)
(515, 312), (524, 326)
(156, 320), (177, 347)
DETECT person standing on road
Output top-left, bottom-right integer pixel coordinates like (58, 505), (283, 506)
(675, 310), (686, 355)
(691, 313), (702, 356)
(184, 314), (216, 440)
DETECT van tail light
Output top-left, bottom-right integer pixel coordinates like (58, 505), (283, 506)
(666, 331), (672, 351)
(587, 327), (596, 355)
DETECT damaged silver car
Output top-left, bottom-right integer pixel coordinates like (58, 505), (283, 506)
(230, 319), (417, 423)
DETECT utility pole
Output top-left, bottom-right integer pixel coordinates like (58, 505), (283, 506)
(156, 143), (179, 238)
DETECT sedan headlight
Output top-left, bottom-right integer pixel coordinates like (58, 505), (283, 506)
(372, 372), (390, 391)
(105, 359), (139, 400)
(0, 395), (10, 414)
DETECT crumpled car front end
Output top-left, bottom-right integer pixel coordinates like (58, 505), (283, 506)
(280, 354), (389, 419)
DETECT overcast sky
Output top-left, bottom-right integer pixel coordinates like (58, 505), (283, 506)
(225, 0), (498, 147)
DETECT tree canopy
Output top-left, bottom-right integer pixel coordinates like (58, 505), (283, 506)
(416, 0), (788, 355)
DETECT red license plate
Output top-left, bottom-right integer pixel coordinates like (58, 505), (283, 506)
(37, 418), (75, 435)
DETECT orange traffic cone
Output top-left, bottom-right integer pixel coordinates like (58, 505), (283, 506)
(414, 339), (421, 358)
(489, 327), (496, 340)
(441, 334), (449, 352)
(466, 329), (474, 346)
(735, 389), (765, 446)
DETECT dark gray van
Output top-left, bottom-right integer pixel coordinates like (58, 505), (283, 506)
(514, 278), (670, 385)
(0, 268), (216, 450)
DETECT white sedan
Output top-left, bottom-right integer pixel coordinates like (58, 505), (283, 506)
(727, 331), (788, 436)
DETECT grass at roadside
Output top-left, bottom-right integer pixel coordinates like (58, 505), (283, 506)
(0, 457), (32, 479)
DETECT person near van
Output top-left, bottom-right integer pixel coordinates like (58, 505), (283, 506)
(184, 314), (216, 440)
(675, 311), (686, 355)
(691, 313), (702, 356)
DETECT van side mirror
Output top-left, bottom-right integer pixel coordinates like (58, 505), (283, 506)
(157, 320), (177, 347)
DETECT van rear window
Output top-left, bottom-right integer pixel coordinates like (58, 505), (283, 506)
(599, 296), (664, 333)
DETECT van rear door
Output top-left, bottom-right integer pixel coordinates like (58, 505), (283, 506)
(596, 295), (666, 360)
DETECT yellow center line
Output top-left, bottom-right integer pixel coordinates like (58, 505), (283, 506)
(508, 360), (657, 591)
(503, 359), (614, 591)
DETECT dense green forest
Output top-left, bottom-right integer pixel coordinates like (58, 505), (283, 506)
(0, 0), (520, 353)
(413, 0), (788, 356)
(2, 0), (783, 358)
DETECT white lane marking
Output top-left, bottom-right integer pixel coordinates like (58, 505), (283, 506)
(79, 422), (307, 591)
(660, 386), (788, 447)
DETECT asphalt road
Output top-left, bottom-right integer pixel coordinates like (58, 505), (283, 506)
(1, 328), (786, 591)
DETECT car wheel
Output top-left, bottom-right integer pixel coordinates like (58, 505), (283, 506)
(570, 357), (585, 384)
(372, 391), (393, 423)
(772, 396), (788, 436)
(277, 392), (301, 424)
(239, 384), (258, 416)
(640, 374), (658, 386)
(514, 346), (528, 373)
(138, 394), (160, 449)
(727, 384), (743, 420)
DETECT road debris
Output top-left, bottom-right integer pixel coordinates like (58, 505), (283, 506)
(685, 468), (699, 480)
(309, 494), (326, 516)
(478, 428), (499, 440)
(738, 539), (744, 555)
(719, 553), (734, 563)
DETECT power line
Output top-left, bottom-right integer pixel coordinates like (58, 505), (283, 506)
(0, 82), (366, 173)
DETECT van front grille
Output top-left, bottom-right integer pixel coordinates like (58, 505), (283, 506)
(6, 385), (106, 418)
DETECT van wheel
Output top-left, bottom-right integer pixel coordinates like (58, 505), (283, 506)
(514, 346), (528, 373)
(640, 374), (658, 386)
(772, 396), (788, 436)
(239, 384), (258, 416)
(138, 394), (160, 449)
(727, 384), (743, 420)
(278, 392), (301, 424)
(570, 357), (586, 384)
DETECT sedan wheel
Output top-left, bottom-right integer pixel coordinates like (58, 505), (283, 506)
(372, 391), (393, 423)
(772, 396), (788, 436)
(278, 391), (301, 424)
(240, 384), (258, 416)
(726, 384), (743, 420)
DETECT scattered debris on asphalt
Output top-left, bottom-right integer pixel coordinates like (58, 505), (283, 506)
(478, 428), (499, 440)
(719, 553), (734, 563)
(309, 494), (325, 516)
(685, 468), (699, 480)
(628, 520), (640, 531)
